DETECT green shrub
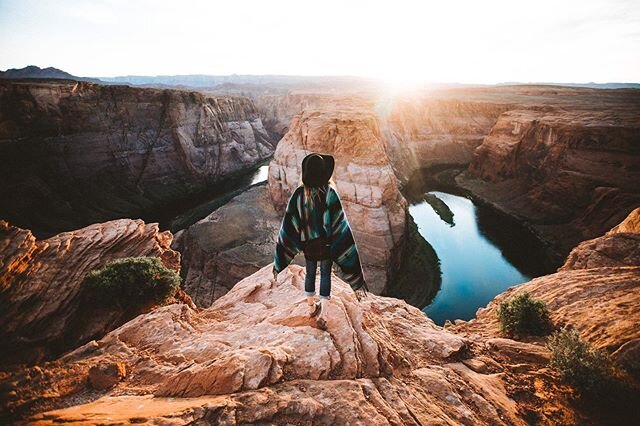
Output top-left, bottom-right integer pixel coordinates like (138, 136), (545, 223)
(546, 327), (614, 395)
(496, 292), (553, 338)
(83, 257), (180, 309)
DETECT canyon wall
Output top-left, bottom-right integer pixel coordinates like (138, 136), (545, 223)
(0, 219), (191, 366)
(461, 105), (640, 257)
(254, 92), (512, 180)
(379, 97), (512, 180)
(267, 107), (408, 293)
(0, 80), (274, 236)
(172, 183), (282, 307)
(254, 93), (373, 139)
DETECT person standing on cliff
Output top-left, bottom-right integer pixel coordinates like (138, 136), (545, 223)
(272, 152), (369, 328)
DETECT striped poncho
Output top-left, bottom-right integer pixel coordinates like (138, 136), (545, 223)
(273, 184), (368, 291)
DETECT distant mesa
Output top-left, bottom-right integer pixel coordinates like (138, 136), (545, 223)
(0, 65), (102, 83)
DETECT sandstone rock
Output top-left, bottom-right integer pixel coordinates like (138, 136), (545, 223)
(485, 338), (551, 365)
(0, 80), (274, 236)
(380, 96), (512, 180)
(561, 207), (640, 270)
(3, 264), (556, 425)
(0, 219), (187, 366)
(254, 93), (371, 139)
(88, 361), (127, 390)
(173, 184), (281, 307)
(173, 185), (282, 307)
(268, 108), (408, 293)
(610, 207), (640, 234)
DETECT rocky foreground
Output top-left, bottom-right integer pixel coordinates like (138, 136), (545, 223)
(1, 209), (638, 424)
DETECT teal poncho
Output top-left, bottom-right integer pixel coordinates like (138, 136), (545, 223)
(273, 184), (368, 291)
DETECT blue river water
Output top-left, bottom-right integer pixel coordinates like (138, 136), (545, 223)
(410, 191), (531, 325)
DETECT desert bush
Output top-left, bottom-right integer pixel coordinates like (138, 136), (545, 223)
(496, 292), (553, 338)
(546, 327), (615, 395)
(83, 256), (180, 309)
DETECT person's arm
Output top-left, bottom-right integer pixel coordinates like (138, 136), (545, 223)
(327, 187), (368, 295)
(273, 187), (303, 279)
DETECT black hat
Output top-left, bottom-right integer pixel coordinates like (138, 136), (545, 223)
(301, 153), (335, 187)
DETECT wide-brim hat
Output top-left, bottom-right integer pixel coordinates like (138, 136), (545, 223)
(301, 152), (335, 187)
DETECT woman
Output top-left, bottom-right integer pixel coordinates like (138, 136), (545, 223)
(272, 152), (369, 326)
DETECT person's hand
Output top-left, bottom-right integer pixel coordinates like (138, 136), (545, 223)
(355, 287), (368, 302)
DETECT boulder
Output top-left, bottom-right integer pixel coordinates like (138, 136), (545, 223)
(0, 219), (189, 366)
(88, 362), (127, 390)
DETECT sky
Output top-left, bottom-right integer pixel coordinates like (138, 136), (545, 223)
(1, 0), (639, 84)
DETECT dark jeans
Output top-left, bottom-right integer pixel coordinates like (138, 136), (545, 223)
(305, 258), (332, 299)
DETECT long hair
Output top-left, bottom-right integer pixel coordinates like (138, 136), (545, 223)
(301, 177), (336, 211)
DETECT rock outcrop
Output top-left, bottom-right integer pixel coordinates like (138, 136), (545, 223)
(0, 80), (274, 236)
(0, 219), (190, 366)
(560, 207), (640, 270)
(173, 183), (282, 307)
(3, 264), (564, 425)
(3, 209), (640, 424)
(268, 108), (408, 293)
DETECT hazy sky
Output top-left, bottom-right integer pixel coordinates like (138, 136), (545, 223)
(1, 0), (639, 83)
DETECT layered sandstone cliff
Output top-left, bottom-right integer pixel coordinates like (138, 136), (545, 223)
(459, 104), (640, 258)
(0, 80), (274, 236)
(0, 219), (190, 366)
(254, 93), (372, 139)
(267, 108), (408, 293)
(379, 96), (512, 180)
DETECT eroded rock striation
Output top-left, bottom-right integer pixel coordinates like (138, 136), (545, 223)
(0, 80), (274, 236)
(4, 265), (546, 425)
(459, 103), (640, 259)
(0, 219), (190, 366)
(268, 108), (408, 293)
(253, 93), (371, 140)
(379, 96), (512, 180)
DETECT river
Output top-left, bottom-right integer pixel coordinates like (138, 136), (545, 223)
(409, 190), (549, 325)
